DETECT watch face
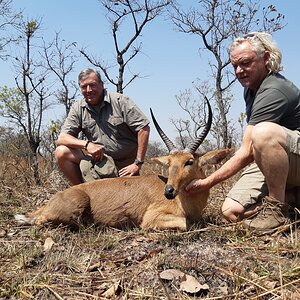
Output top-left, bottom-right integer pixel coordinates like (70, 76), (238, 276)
(135, 159), (144, 165)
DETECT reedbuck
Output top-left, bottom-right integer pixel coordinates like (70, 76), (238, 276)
(16, 99), (231, 231)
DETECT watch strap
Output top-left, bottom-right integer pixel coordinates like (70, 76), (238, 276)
(134, 158), (144, 166)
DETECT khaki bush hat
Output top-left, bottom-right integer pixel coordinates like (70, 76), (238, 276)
(79, 154), (119, 182)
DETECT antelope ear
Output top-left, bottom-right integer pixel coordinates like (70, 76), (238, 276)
(199, 148), (234, 166)
(151, 155), (170, 166)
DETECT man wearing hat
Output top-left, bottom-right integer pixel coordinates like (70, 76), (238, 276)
(55, 68), (150, 185)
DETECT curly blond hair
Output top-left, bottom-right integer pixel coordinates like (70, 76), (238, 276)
(230, 32), (282, 73)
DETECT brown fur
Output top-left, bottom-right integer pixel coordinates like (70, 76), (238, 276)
(18, 149), (232, 231)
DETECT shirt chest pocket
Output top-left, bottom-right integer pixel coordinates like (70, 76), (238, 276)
(107, 116), (123, 127)
(82, 119), (97, 129)
(82, 119), (100, 141)
(106, 116), (128, 138)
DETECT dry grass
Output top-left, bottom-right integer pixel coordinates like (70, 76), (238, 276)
(0, 159), (299, 300)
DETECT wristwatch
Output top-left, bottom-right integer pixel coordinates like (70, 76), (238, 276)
(134, 158), (144, 166)
(84, 140), (92, 151)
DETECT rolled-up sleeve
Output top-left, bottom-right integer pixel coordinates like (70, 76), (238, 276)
(119, 95), (149, 131)
(60, 101), (82, 137)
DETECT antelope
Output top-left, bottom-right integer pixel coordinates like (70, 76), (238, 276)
(15, 98), (231, 231)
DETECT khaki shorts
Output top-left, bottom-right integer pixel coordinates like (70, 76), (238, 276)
(227, 127), (300, 209)
(79, 154), (119, 182)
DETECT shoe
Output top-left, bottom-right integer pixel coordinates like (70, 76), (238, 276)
(242, 196), (290, 234)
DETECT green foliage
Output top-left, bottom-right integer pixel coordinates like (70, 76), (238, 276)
(26, 20), (38, 37)
(0, 86), (26, 123)
(48, 120), (60, 136)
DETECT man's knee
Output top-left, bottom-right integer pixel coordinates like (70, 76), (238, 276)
(251, 122), (286, 147)
(222, 197), (245, 222)
(55, 145), (83, 164)
(55, 145), (69, 162)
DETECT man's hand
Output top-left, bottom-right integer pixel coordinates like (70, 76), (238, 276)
(86, 142), (105, 161)
(119, 163), (140, 177)
(185, 178), (211, 194)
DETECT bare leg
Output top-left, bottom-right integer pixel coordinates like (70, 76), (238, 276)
(55, 145), (85, 185)
(251, 122), (288, 202)
(222, 197), (259, 222)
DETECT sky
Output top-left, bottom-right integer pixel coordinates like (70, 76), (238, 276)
(1, 0), (300, 142)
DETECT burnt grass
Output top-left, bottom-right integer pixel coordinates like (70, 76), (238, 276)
(0, 162), (299, 300)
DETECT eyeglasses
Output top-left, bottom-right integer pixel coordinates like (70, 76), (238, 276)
(243, 32), (261, 41)
(243, 33), (255, 38)
(242, 32), (270, 46)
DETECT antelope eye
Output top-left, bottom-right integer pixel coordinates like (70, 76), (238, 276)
(185, 159), (194, 166)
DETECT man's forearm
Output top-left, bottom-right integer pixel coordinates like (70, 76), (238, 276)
(56, 133), (85, 149)
(208, 150), (254, 188)
(136, 125), (150, 161)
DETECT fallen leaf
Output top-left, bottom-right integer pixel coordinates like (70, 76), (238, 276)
(159, 268), (185, 281)
(43, 237), (54, 252)
(219, 285), (229, 295)
(102, 280), (122, 298)
(263, 280), (277, 290)
(179, 274), (209, 294)
(87, 262), (101, 272)
(0, 229), (7, 237)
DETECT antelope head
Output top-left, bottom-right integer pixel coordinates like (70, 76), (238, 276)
(150, 97), (213, 200)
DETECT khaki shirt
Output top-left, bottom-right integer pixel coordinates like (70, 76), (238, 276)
(61, 90), (149, 168)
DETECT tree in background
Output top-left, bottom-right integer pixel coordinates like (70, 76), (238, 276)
(0, 125), (29, 159)
(0, 126), (34, 186)
(0, 1), (287, 186)
(0, 20), (52, 185)
(43, 32), (79, 116)
(0, 0), (22, 60)
(171, 80), (213, 150)
(146, 140), (167, 158)
(169, 0), (285, 148)
(80, 0), (171, 93)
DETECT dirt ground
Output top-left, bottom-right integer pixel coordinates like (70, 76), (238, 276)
(0, 164), (300, 299)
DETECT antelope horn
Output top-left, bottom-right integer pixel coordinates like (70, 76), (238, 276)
(150, 108), (177, 153)
(184, 96), (213, 154)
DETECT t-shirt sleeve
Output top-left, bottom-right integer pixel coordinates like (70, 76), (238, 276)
(248, 88), (288, 126)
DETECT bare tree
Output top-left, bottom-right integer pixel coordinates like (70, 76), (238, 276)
(146, 140), (167, 158)
(1, 20), (53, 185)
(42, 32), (79, 115)
(0, 0), (22, 59)
(0, 126), (28, 159)
(80, 0), (171, 93)
(169, 0), (285, 148)
(39, 120), (63, 170)
(0, 125), (36, 186)
(171, 80), (213, 149)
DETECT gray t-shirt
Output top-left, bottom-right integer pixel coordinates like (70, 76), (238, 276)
(61, 90), (149, 167)
(245, 73), (300, 130)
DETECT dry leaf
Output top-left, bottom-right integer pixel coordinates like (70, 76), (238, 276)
(87, 262), (101, 272)
(43, 237), (55, 252)
(159, 268), (185, 281)
(179, 274), (209, 294)
(263, 280), (277, 290)
(249, 271), (259, 280)
(0, 229), (7, 237)
(219, 285), (229, 295)
(101, 280), (121, 298)
(160, 269), (209, 294)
